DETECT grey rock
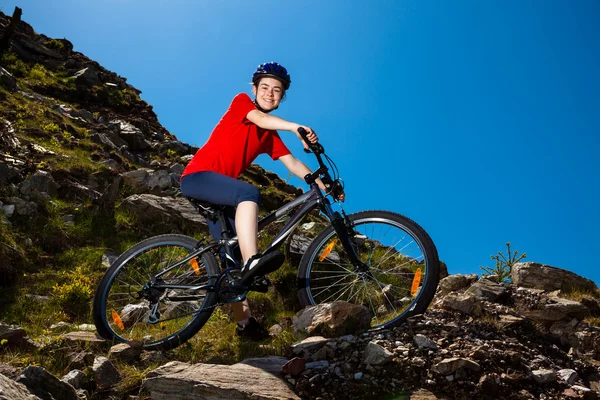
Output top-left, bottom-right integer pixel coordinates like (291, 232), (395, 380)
(16, 365), (79, 400)
(524, 297), (589, 322)
(557, 368), (578, 385)
(414, 334), (438, 350)
(62, 331), (107, 345)
(512, 262), (598, 292)
(20, 171), (59, 197)
(431, 358), (481, 375)
(143, 361), (300, 400)
(100, 159), (121, 171)
(7, 197), (37, 216)
(108, 343), (143, 364)
(92, 356), (122, 390)
(305, 360), (330, 369)
(0, 323), (27, 346)
(0, 120), (21, 151)
(120, 194), (206, 230)
(530, 369), (556, 384)
(465, 278), (506, 302)
(0, 66), (18, 91)
(363, 342), (394, 365)
(72, 67), (99, 84)
(293, 301), (371, 337)
(2, 204), (15, 217)
(440, 293), (482, 315)
(111, 120), (151, 150)
(61, 370), (86, 390)
(49, 322), (71, 332)
(291, 336), (331, 357)
(101, 251), (118, 268)
(0, 373), (41, 400)
(158, 140), (190, 155)
(238, 356), (289, 375)
(147, 170), (172, 191)
(438, 274), (477, 294)
(169, 163), (185, 175)
(119, 303), (149, 328)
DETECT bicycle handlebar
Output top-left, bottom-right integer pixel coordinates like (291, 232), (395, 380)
(297, 127), (325, 155)
(297, 127), (344, 200)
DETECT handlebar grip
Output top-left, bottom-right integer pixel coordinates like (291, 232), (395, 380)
(297, 127), (324, 154)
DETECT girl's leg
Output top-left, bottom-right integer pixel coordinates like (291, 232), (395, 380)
(180, 172), (261, 325)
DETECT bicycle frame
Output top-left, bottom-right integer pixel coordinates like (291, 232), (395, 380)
(150, 129), (363, 293)
(149, 182), (333, 292)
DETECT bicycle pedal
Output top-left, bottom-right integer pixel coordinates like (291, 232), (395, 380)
(249, 276), (271, 293)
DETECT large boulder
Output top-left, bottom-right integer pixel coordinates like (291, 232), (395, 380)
(438, 274), (478, 295)
(15, 366), (79, 400)
(511, 262), (598, 293)
(0, 373), (40, 400)
(20, 171), (59, 197)
(293, 301), (371, 337)
(111, 120), (151, 150)
(143, 360), (300, 400)
(122, 169), (171, 193)
(120, 194), (206, 230)
(0, 66), (18, 91)
(464, 278), (506, 302)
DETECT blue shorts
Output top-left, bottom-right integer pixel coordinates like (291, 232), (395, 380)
(180, 171), (261, 240)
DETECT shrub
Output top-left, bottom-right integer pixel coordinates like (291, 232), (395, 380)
(28, 64), (47, 82)
(43, 39), (64, 50)
(51, 269), (93, 319)
(480, 242), (526, 283)
(43, 123), (60, 134)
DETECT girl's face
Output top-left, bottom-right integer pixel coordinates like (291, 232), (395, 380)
(252, 77), (284, 111)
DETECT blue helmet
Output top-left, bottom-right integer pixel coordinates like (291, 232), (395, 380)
(252, 62), (291, 90)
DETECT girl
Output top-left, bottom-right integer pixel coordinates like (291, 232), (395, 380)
(180, 62), (328, 340)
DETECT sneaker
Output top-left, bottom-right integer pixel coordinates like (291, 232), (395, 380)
(236, 317), (270, 341)
(240, 251), (285, 285)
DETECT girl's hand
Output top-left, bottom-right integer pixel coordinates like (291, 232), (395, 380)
(295, 125), (318, 149)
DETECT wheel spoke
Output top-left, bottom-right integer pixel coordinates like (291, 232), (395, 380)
(303, 213), (439, 330)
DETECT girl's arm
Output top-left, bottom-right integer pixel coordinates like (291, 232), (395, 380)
(247, 110), (318, 148)
(278, 154), (327, 191)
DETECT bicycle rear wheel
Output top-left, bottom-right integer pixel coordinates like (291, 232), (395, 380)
(298, 210), (440, 329)
(93, 234), (219, 351)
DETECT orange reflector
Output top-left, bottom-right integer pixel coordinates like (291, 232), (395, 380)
(111, 310), (125, 331)
(319, 239), (338, 261)
(190, 258), (200, 275)
(411, 268), (422, 297)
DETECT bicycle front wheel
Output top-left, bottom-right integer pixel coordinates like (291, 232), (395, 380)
(298, 210), (440, 330)
(93, 234), (219, 351)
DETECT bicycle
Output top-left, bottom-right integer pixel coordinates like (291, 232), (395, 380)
(92, 128), (440, 350)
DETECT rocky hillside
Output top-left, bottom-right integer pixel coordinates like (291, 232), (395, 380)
(2, 7), (600, 400)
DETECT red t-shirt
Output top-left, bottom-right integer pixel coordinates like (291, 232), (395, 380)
(181, 93), (291, 179)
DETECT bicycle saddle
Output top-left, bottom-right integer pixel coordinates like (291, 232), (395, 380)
(185, 197), (230, 221)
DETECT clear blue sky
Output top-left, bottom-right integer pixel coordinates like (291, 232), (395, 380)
(3, 1), (599, 284)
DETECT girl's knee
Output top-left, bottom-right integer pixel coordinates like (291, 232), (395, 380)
(237, 186), (260, 205)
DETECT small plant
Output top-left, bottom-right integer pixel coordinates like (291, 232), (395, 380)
(480, 242), (526, 283)
(51, 269), (93, 320)
(28, 64), (47, 82)
(43, 122), (60, 134)
(43, 39), (64, 50)
(165, 149), (177, 159)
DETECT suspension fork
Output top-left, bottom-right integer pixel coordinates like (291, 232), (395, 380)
(321, 199), (366, 270)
